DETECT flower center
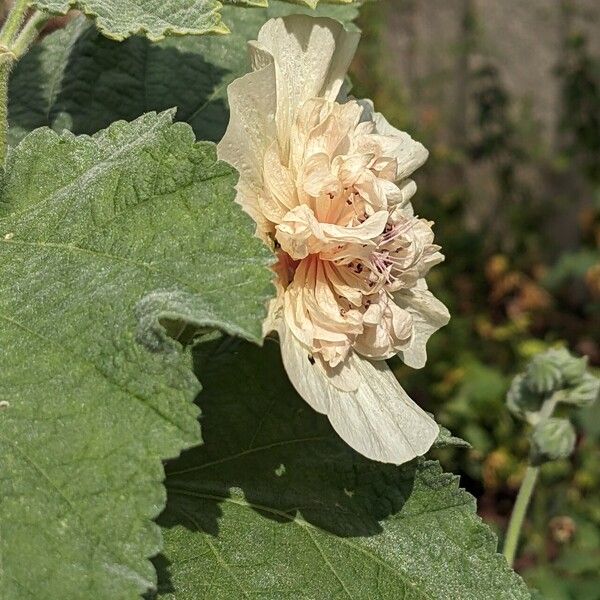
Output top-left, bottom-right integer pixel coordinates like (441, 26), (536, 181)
(260, 97), (440, 366)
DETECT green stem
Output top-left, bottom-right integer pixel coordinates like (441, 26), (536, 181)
(11, 9), (46, 57)
(503, 465), (539, 567)
(502, 394), (558, 567)
(0, 53), (11, 164)
(0, 2), (49, 164)
(0, 0), (31, 47)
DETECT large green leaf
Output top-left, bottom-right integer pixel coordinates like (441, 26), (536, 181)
(31, 0), (360, 40)
(0, 112), (273, 600)
(32, 0), (229, 41)
(225, 0), (358, 7)
(154, 339), (531, 599)
(8, 2), (360, 146)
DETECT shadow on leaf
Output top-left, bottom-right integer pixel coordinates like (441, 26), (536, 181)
(9, 17), (230, 144)
(153, 338), (419, 592)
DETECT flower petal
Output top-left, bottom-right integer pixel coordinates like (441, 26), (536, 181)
(354, 293), (413, 360)
(251, 16), (360, 157)
(218, 61), (277, 236)
(322, 210), (388, 244)
(357, 99), (429, 180)
(276, 205), (388, 259)
(279, 324), (331, 413)
(395, 282), (450, 369)
(279, 327), (439, 464)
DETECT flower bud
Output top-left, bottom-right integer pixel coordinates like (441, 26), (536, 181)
(530, 418), (576, 464)
(556, 373), (600, 408)
(506, 373), (544, 420)
(525, 352), (563, 394)
(506, 347), (599, 421)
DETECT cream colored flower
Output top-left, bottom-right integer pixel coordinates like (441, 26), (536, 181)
(218, 15), (449, 464)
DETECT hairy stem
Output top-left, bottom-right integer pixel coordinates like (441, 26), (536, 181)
(0, 52), (12, 164)
(0, 0), (31, 47)
(0, 2), (49, 164)
(12, 8), (46, 57)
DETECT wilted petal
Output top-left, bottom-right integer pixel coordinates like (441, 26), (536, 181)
(280, 327), (439, 464)
(395, 282), (450, 369)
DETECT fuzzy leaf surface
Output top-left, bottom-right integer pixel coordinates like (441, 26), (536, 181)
(9, 2), (359, 145)
(32, 0), (228, 40)
(0, 112), (272, 600)
(32, 0), (360, 40)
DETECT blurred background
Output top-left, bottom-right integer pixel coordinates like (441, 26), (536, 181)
(351, 1), (600, 597)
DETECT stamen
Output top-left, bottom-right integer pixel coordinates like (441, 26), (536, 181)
(381, 219), (416, 243)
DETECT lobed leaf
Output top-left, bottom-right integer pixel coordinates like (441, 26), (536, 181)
(0, 112), (273, 599)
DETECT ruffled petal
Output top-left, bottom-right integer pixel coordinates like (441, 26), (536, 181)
(321, 210), (388, 244)
(279, 327), (439, 464)
(276, 205), (388, 260)
(395, 282), (450, 369)
(357, 99), (428, 180)
(354, 293), (413, 360)
(251, 16), (360, 157)
(275, 205), (324, 259)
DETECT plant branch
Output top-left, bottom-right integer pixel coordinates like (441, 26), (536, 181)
(0, 0), (31, 47)
(0, 52), (12, 164)
(503, 464), (539, 567)
(502, 394), (558, 567)
(0, 2), (50, 164)
(12, 8), (47, 57)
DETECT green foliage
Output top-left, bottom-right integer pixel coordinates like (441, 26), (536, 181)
(8, 2), (359, 146)
(31, 0), (361, 41)
(544, 249), (599, 291)
(9, 0), (598, 596)
(352, 1), (600, 593)
(433, 422), (471, 449)
(556, 32), (600, 184)
(524, 516), (600, 600)
(33, 0), (229, 40)
(224, 0), (360, 6)
(153, 339), (530, 599)
(0, 111), (273, 599)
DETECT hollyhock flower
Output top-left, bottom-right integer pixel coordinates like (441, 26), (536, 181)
(218, 15), (449, 464)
